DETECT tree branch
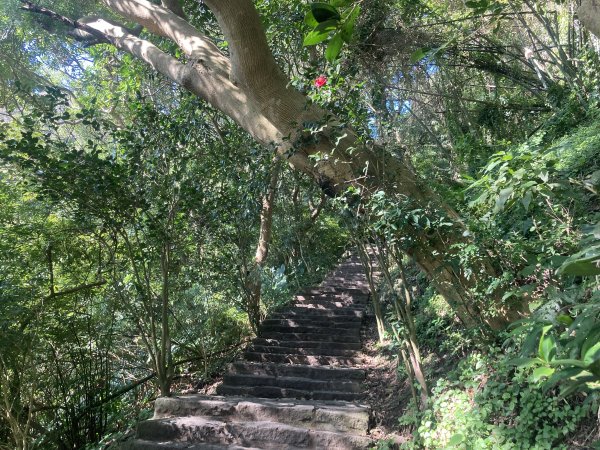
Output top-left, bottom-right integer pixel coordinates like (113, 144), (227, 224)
(161, 0), (187, 20)
(19, 1), (109, 44)
(100, 0), (229, 77)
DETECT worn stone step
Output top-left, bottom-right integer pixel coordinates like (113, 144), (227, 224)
(294, 292), (357, 300)
(300, 287), (369, 297)
(152, 396), (370, 434)
(219, 374), (362, 394)
(272, 307), (364, 318)
(258, 324), (360, 336)
(294, 296), (365, 309)
(253, 338), (362, 351)
(216, 385), (365, 402)
(258, 331), (361, 343)
(244, 352), (365, 366)
(124, 440), (262, 450)
(319, 283), (369, 292)
(267, 307), (364, 324)
(295, 292), (369, 303)
(229, 362), (366, 381)
(290, 304), (363, 312)
(136, 416), (372, 449)
(293, 301), (360, 310)
(320, 277), (367, 284)
(262, 317), (361, 333)
(248, 344), (358, 357)
(292, 298), (363, 308)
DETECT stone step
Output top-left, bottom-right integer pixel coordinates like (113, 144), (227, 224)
(295, 293), (363, 301)
(300, 287), (369, 297)
(125, 440), (262, 450)
(294, 291), (358, 299)
(244, 352), (365, 366)
(320, 277), (367, 285)
(136, 416), (372, 449)
(248, 345), (358, 357)
(253, 338), (362, 351)
(261, 318), (361, 329)
(152, 396), (370, 434)
(219, 374), (362, 394)
(291, 304), (363, 312)
(319, 283), (369, 291)
(273, 307), (365, 318)
(293, 296), (363, 305)
(216, 385), (364, 402)
(229, 362), (366, 381)
(258, 324), (360, 336)
(258, 331), (361, 343)
(270, 314), (363, 323)
(294, 294), (368, 305)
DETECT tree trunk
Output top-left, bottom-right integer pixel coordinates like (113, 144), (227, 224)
(247, 162), (280, 330)
(579, 0), (600, 37)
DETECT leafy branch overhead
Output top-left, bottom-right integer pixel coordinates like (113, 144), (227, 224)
(303, 1), (360, 62)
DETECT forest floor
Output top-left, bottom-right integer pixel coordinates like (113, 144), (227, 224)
(359, 311), (599, 449)
(360, 312), (426, 447)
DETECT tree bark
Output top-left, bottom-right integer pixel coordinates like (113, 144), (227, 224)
(579, 0), (600, 37)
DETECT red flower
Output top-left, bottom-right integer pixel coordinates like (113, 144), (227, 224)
(314, 75), (327, 88)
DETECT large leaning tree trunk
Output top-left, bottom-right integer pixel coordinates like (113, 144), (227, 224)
(21, 0), (521, 329)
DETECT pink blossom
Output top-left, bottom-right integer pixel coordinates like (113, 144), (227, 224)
(314, 75), (327, 88)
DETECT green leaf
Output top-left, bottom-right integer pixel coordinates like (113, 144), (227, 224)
(538, 326), (556, 362)
(493, 186), (513, 213)
(530, 366), (555, 382)
(447, 433), (465, 447)
(521, 190), (533, 211)
(340, 5), (360, 42)
(304, 11), (319, 28)
(583, 341), (600, 365)
(410, 47), (430, 63)
(519, 264), (536, 277)
(303, 20), (339, 46)
(506, 357), (543, 368)
(329, 0), (353, 6)
(310, 2), (341, 22)
(556, 314), (574, 326)
(558, 244), (600, 277)
(325, 33), (344, 62)
(547, 359), (589, 368)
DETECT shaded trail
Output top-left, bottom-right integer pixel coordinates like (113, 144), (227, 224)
(125, 253), (374, 449)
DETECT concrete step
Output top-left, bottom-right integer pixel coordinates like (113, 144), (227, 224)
(258, 331), (361, 343)
(152, 395), (370, 434)
(219, 374), (362, 394)
(244, 352), (365, 366)
(216, 384), (365, 402)
(258, 324), (360, 336)
(248, 345), (358, 357)
(136, 416), (372, 449)
(253, 338), (362, 351)
(229, 362), (366, 381)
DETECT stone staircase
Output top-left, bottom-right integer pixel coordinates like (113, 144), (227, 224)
(125, 253), (373, 449)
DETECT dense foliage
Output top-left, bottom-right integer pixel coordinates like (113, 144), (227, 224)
(0, 0), (599, 448)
